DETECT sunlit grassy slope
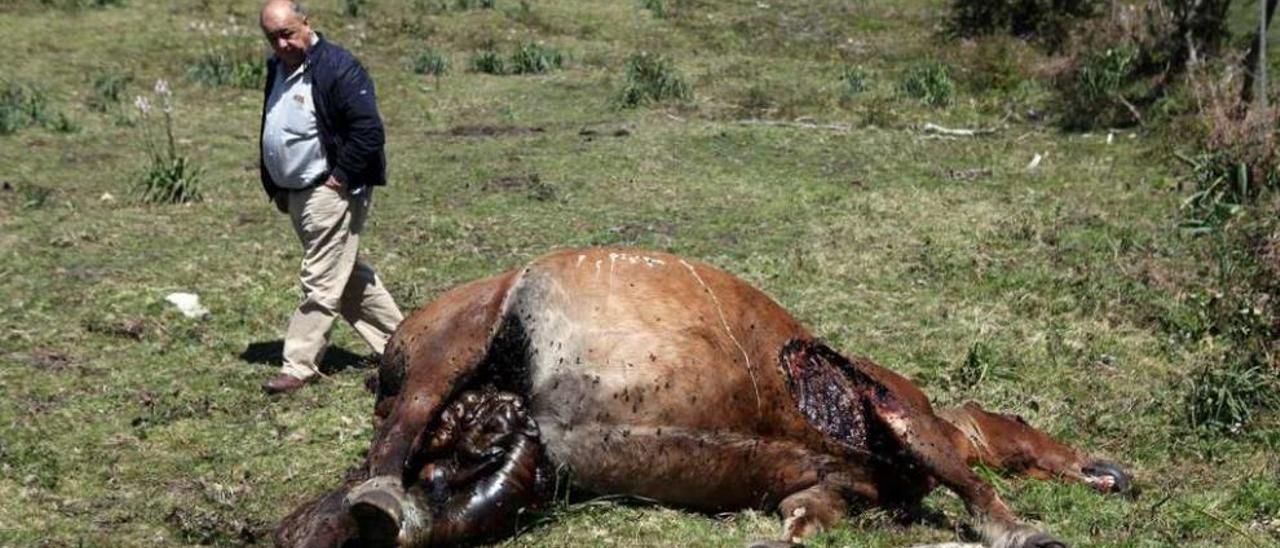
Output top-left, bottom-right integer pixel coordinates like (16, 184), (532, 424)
(1, 0), (1277, 546)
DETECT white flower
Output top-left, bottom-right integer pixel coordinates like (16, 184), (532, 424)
(154, 79), (170, 96)
(134, 95), (151, 116)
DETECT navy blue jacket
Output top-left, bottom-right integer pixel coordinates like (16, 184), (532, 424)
(259, 34), (387, 199)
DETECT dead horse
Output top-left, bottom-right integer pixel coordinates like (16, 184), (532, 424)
(275, 247), (1130, 547)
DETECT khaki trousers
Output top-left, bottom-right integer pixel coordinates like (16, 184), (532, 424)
(281, 185), (403, 380)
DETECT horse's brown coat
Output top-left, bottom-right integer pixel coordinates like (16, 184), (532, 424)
(277, 247), (1127, 547)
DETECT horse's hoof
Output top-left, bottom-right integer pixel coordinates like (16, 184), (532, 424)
(1022, 532), (1067, 548)
(346, 475), (405, 547)
(1083, 460), (1132, 494)
(745, 540), (797, 548)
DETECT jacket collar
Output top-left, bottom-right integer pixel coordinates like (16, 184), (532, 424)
(271, 31), (327, 76)
(301, 31), (327, 70)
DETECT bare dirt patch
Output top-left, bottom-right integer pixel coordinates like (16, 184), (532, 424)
(433, 125), (547, 138)
(481, 173), (556, 201)
(15, 348), (77, 371)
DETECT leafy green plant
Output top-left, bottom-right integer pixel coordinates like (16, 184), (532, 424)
(956, 341), (996, 389)
(1185, 353), (1279, 435)
(898, 60), (954, 107)
(614, 52), (690, 108)
(132, 80), (202, 204)
(18, 184), (54, 209)
(468, 49), (506, 75)
(186, 47), (265, 89)
(1178, 65), (1280, 234)
(0, 83), (48, 135)
(1054, 39), (1146, 129)
(452, 0), (494, 9)
(1075, 44), (1138, 102)
(508, 42), (564, 75)
(839, 65), (870, 99)
(47, 111), (79, 133)
(1177, 255), (1280, 437)
(0, 82), (75, 135)
(412, 47), (449, 76)
(87, 70), (132, 113)
(1177, 153), (1258, 234)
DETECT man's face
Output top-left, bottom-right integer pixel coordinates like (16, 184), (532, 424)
(260, 8), (311, 68)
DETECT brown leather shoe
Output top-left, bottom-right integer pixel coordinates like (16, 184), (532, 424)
(262, 373), (310, 394)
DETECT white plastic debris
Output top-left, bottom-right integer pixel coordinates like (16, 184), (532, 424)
(100, 192), (115, 202)
(1026, 152), (1044, 170)
(165, 292), (209, 319)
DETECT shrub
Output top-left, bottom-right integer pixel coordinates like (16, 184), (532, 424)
(0, 83), (75, 135)
(1185, 352), (1279, 435)
(186, 47), (265, 89)
(898, 60), (954, 107)
(1076, 44), (1139, 103)
(468, 49), (505, 75)
(1056, 42), (1143, 129)
(614, 52), (691, 108)
(18, 184), (54, 209)
(1175, 240), (1280, 437)
(47, 111), (79, 133)
(956, 341), (997, 389)
(1045, 1), (1237, 130)
(955, 35), (1037, 94)
(508, 42), (564, 75)
(452, 0), (494, 9)
(132, 80), (202, 204)
(1170, 61), (1280, 437)
(1178, 62), (1280, 233)
(948, 0), (1101, 49)
(412, 47), (449, 76)
(839, 65), (870, 99)
(0, 83), (49, 135)
(87, 70), (133, 113)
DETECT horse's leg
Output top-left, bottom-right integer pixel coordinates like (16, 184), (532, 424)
(866, 395), (1063, 548)
(937, 402), (1131, 494)
(348, 271), (522, 545)
(779, 342), (1063, 548)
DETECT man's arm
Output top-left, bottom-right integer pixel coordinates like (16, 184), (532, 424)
(259, 58), (286, 208)
(329, 59), (385, 188)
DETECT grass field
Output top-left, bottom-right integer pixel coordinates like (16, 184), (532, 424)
(1, 0), (1278, 546)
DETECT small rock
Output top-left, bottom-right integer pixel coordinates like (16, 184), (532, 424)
(1027, 153), (1044, 171)
(165, 292), (210, 319)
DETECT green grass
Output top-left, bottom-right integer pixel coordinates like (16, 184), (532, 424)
(1, 0), (1278, 546)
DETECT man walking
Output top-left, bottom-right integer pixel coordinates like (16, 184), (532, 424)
(258, 0), (403, 394)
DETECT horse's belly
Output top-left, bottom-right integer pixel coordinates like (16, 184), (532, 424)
(535, 420), (835, 510)
(508, 249), (824, 508)
(521, 314), (819, 510)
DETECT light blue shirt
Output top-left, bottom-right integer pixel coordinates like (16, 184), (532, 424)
(262, 36), (328, 190)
